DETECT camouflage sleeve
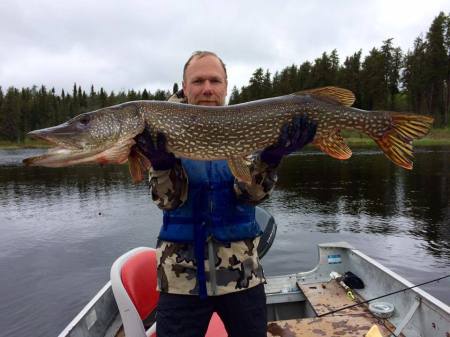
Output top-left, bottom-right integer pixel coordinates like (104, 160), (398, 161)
(149, 159), (188, 210)
(234, 156), (278, 205)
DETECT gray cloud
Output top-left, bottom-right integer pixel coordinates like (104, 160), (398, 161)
(1, 0), (449, 95)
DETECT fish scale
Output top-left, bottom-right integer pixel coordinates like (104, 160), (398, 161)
(23, 86), (434, 183)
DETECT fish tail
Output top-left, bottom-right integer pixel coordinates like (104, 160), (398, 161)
(372, 112), (434, 169)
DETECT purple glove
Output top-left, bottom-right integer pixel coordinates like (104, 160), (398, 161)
(134, 127), (176, 170)
(260, 115), (317, 167)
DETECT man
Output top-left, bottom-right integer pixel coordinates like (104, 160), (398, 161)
(135, 51), (316, 337)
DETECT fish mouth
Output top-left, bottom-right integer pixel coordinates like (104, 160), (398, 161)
(22, 146), (83, 167)
(23, 124), (99, 167)
(27, 125), (84, 150)
(23, 137), (135, 168)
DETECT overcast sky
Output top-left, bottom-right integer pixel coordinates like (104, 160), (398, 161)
(1, 0), (449, 97)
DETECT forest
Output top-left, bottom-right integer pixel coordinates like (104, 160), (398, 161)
(0, 12), (449, 142)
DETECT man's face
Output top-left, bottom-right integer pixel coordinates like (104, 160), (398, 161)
(183, 55), (227, 106)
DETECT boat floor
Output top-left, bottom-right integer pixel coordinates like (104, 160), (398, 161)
(273, 280), (400, 337)
(116, 280), (401, 337)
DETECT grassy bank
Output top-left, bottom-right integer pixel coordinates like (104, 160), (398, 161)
(1, 127), (450, 149)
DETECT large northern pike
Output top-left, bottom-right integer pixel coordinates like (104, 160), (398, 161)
(23, 87), (433, 182)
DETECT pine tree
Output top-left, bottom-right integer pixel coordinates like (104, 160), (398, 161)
(99, 88), (108, 107)
(403, 37), (428, 113)
(298, 61), (312, 90)
(0, 87), (21, 141)
(142, 89), (150, 100)
(445, 13), (450, 124)
(340, 50), (362, 107)
(229, 86), (241, 104)
(262, 70), (272, 98)
(173, 83), (179, 94)
(248, 68), (265, 100)
(381, 39), (402, 110)
(425, 12), (448, 124)
(361, 47), (386, 109)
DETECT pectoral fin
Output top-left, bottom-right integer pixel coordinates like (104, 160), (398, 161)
(227, 157), (253, 184)
(314, 132), (352, 160)
(128, 145), (152, 183)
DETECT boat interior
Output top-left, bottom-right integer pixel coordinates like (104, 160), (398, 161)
(58, 211), (450, 337)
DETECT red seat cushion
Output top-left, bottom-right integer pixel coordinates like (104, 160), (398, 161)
(206, 312), (227, 337)
(121, 250), (159, 320)
(121, 249), (227, 336)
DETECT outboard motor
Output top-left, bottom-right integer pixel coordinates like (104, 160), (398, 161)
(255, 207), (277, 259)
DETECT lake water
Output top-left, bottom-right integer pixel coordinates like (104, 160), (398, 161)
(0, 147), (449, 337)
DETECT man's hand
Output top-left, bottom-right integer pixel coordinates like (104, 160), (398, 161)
(134, 126), (176, 170)
(260, 115), (317, 167)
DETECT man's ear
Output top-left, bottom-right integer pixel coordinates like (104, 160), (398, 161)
(182, 81), (186, 93)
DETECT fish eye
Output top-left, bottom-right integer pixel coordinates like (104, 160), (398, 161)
(79, 115), (90, 125)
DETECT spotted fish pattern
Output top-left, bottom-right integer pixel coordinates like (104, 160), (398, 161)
(134, 87), (433, 172)
(24, 87), (434, 179)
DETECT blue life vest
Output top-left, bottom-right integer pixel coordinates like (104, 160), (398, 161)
(158, 159), (262, 297)
(159, 159), (262, 242)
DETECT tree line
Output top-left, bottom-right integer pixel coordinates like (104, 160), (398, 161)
(0, 84), (177, 142)
(0, 12), (449, 142)
(230, 12), (450, 127)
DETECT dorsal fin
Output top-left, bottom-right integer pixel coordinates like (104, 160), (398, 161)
(295, 86), (356, 107)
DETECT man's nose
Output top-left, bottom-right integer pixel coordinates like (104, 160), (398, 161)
(202, 81), (213, 95)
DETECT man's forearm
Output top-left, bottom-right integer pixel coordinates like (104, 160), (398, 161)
(149, 159), (188, 210)
(234, 156), (278, 205)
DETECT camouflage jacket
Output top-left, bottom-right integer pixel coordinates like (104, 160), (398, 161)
(150, 91), (278, 296)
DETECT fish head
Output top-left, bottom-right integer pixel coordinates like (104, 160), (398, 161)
(23, 103), (145, 167)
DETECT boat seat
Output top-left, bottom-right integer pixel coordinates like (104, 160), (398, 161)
(293, 280), (401, 336)
(110, 247), (227, 337)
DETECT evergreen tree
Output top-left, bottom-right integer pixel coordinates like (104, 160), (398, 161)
(425, 12), (448, 124)
(173, 82), (179, 94)
(262, 70), (272, 98)
(361, 47), (386, 109)
(248, 68), (265, 99)
(381, 38), (402, 110)
(89, 84), (98, 109)
(153, 89), (169, 101)
(127, 89), (138, 101)
(340, 50), (362, 107)
(0, 88), (21, 141)
(99, 88), (108, 107)
(142, 89), (150, 100)
(311, 52), (334, 87)
(297, 61), (312, 90)
(403, 37), (428, 113)
(70, 83), (80, 117)
(329, 49), (340, 84)
(445, 13), (450, 123)
(229, 86), (241, 104)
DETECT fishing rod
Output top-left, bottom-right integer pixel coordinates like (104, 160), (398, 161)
(318, 274), (450, 317)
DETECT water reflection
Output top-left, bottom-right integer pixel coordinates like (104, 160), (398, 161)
(270, 148), (450, 260)
(0, 147), (449, 337)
